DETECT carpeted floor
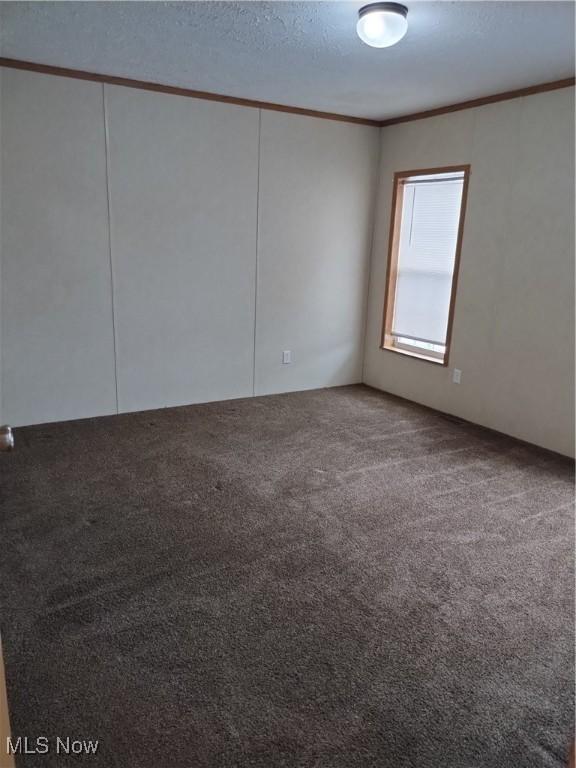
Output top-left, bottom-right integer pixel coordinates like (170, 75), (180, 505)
(0, 385), (573, 767)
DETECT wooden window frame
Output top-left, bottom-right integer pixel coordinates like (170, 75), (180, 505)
(380, 164), (471, 366)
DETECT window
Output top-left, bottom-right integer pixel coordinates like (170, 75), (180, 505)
(381, 166), (470, 365)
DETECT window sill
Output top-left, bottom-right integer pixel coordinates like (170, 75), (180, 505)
(381, 343), (446, 366)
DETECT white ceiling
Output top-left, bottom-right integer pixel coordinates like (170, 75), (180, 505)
(0, 1), (574, 120)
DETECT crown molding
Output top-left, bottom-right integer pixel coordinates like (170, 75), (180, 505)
(0, 58), (573, 129)
(379, 77), (575, 127)
(0, 57), (380, 127)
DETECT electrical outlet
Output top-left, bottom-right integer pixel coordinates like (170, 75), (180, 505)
(282, 350), (292, 365)
(452, 368), (462, 384)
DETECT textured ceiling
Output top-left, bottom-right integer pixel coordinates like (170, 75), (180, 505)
(0, 1), (574, 120)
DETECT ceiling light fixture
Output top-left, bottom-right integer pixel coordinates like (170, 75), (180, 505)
(357, 2), (408, 48)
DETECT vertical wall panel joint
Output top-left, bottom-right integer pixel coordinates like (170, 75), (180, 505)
(361, 127), (383, 384)
(102, 83), (120, 414)
(252, 109), (262, 397)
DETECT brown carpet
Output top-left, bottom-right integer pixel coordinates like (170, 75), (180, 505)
(0, 384), (573, 767)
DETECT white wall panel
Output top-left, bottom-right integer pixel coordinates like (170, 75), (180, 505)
(1, 70), (117, 426)
(0, 71), (378, 426)
(256, 112), (379, 395)
(105, 86), (258, 413)
(2, 67), (572, 456)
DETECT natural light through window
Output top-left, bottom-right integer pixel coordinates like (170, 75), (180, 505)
(381, 166), (469, 365)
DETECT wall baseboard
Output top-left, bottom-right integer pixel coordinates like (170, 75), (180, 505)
(361, 383), (575, 461)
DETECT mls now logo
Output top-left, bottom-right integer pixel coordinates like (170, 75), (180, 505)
(6, 736), (99, 755)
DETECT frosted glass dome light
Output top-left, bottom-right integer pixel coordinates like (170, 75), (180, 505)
(357, 3), (408, 48)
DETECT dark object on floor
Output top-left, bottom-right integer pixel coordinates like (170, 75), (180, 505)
(0, 426), (14, 452)
(0, 385), (573, 767)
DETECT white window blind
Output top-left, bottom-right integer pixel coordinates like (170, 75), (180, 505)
(392, 173), (465, 346)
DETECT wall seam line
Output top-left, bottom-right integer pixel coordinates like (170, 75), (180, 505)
(252, 109), (262, 397)
(102, 83), (120, 414)
(361, 127), (383, 385)
(0, 70), (3, 423)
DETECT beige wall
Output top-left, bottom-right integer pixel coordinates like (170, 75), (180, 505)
(364, 87), (575, 457)
(256, 111), (379, 395)
(1, 67), (573, 456)
(0, 69), (379, 425)
(105, 85), (259, 413)
(1, 71), (117, 426)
